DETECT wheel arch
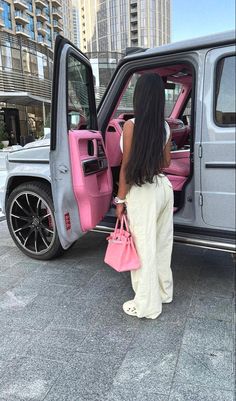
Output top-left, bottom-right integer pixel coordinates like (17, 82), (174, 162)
(5, 175), (52, 208)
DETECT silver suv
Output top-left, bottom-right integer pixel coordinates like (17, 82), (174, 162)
(1, 31), (235, 259)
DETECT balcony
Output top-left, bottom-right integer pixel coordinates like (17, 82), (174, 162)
(51, 0), (61, 6)
(36, 9), (48, 22)
(130, 14), (138, 23)
(0, 15), (4, 27)
(53, 20), (63, 32)
(131, 32), (138, 40)
(52, 7), (62, 19)
(130, 26), (138, 34)
(35, 0), (48, 8)
(44, 38), (52, 47)
(37, 22), (47, 35)
(15, 10), (29, 24)
(0, 2), (3, 11)
(15, 24), (30, 37)
(14, 0), (28, 10)
(131, 37), (138, 44)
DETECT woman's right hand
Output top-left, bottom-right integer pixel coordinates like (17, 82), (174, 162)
(116, 204), (125, 220)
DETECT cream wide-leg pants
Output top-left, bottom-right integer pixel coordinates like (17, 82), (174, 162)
(125, 175), (174, 319)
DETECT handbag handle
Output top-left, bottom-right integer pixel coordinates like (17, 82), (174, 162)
(114, 214), (130, 235)
(120, 214), (130, 233)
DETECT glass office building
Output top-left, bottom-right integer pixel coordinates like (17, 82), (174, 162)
(0, 30), (53, 143)
(78, 0), (171, 53)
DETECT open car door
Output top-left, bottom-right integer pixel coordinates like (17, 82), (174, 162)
(50, 35), (113, 249)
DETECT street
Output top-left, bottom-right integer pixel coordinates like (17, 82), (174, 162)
(0, 220), (235, 401)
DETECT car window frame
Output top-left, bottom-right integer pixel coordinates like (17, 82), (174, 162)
(213, 53), (236, 128)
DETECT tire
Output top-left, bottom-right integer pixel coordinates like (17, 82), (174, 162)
(6, 181), (64, 260)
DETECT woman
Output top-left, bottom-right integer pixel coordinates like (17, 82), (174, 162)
(115, 73), (174, 319)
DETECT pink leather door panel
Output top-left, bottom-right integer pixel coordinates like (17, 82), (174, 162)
(105, 119), (123, 167)
(69, 130), (113, 232)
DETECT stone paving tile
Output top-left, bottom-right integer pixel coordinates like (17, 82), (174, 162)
(0, 287), (38, 311)
(171, 265), (201, 297)
(111, 349), (178, 396)
(173, 348), (234, 391)
(57, 352), (124, 395)
(0, 250), (33, 268)
(128, 321), (185, 354)
(43, 379), (108, 401)
(189, 294), (234, 322)
(172, 246), (233, 269)
(169, 384), (235, 401)
(36, 258), (96, 275)
(95, 292), (140, 328)
(0, 261), (42, 277)
(194, 265), (235, 299)
(49, 298), (106, 331)
(106, 388), (167, 401)
(23, 325), (88, 362)
(0, 356), (64, 401)
(0, 359), (9, 380)
(17, 267), (98, 289)
(77, 323), (135, 356)
(182, 317), (233, 351)
(12, 279), (77, 298)
(59, 268), (129, 305)
(0, 327), (38, 360)
(158, 294), (192, 323)
(0, 274), (25, 293)
(0, 302), (56, 331)
(0, 245), (11, 257)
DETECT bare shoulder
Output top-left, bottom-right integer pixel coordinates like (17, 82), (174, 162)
(123, 120), (134, 136)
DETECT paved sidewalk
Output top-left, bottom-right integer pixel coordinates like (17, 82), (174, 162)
(0, 220), (235, 401)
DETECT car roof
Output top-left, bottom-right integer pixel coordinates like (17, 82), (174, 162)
(122, 30), (236, 62)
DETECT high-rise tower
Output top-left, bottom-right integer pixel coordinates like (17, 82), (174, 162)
(78, 0), (171, 53)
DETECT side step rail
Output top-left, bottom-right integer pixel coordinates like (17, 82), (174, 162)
(93, 225), (236, 254)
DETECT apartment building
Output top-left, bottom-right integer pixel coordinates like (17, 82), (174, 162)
(0, 0), (66, 48)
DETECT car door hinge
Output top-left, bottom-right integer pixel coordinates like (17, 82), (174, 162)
(199, 193), (203, 206)
(58, 165), (69, 173)
(198, 145), (202, 158)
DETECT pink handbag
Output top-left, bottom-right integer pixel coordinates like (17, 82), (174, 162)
(104, 214), (140, 272)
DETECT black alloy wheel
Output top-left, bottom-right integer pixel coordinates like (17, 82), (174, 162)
(6, 182), (63, 260)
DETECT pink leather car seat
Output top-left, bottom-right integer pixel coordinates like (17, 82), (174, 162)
(163, 150), (190, 198)
(163, 150), (190, 177)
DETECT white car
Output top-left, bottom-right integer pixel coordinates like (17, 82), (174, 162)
(1, 31), (235, 260)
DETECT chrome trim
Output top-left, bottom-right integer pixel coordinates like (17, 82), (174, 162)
(174, 235), (236, 253)
(93, 225), (113, 233)
(8, 159), (49, 164)
(92, 226), (236, 253)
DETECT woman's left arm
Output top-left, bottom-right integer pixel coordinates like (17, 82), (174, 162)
(163, 134), (172, 168)
(116, 120), (134, 219)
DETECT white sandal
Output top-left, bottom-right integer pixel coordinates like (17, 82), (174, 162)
(123, 300), (137, 316)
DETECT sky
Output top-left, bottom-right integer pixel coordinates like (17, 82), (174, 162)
(172, 0), (236, 42)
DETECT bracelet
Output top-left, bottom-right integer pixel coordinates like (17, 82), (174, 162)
(114, 196), (126, 204)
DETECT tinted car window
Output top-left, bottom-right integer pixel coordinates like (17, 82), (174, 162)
(67, 54), (90, 130)
(215, 55), (236, 126)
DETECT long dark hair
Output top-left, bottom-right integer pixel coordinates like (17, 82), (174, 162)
(126, 73), (166, 186)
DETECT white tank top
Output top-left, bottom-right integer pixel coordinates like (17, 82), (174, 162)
(120, 118), (171, 153)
